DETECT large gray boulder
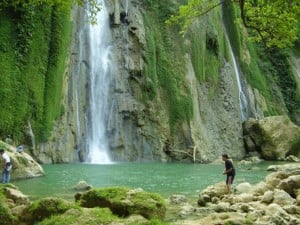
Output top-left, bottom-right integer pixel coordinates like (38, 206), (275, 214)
(243, 116), (300, 160)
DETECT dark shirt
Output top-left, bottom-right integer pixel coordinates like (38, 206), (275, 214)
(225, 159), (235, 176)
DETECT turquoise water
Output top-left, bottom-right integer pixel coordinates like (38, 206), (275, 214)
(13, 161), (278, 201)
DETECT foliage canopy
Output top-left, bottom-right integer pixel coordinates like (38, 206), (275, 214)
(166, 0), (300, 48)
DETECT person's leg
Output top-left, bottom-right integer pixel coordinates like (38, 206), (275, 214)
(2, 169), (6, 183)
(6, 170), (11, 183)
(226, 176), (233, 194)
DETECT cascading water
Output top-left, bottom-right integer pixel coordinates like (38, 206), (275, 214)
(86, 0), (113, 164)
(224, 32), (248, 121)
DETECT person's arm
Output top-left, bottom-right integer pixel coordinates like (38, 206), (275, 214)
(223, 161), (233, 174)
(223, 168), (233, 174)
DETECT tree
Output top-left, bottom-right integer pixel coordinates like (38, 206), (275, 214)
(166, 0), (300, 48)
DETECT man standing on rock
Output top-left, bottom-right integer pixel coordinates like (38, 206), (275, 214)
(222, 153), (235, 194)
(0, 149), (12, 183)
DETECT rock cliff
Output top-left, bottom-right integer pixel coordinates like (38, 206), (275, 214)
(34, 0), (278, 163)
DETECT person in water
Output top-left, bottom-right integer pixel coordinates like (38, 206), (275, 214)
(222, 153), (235, 194)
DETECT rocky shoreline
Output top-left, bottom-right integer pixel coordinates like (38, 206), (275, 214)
(167, 163), (300, 225)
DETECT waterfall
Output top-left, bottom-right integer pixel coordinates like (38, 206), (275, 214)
(224, 31), (248, 121)
(26, 120), (35, 150)
(86, 0), (113, 164)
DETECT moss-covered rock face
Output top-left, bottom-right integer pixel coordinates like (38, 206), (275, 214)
(22, 197), (78, 224)
(0, 195), (17, 225)
(0, 183), (29, 225)
(78, 187), (166, 220)
(0, 3), (72, 144)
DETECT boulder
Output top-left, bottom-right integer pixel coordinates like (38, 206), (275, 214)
(251, 181), (273, 195)
(169, 194), (187, 205)
(0, 141), (45, 179)
(272, 189), (296, 206)
(199, 182), (228, 198)
(243, 116), (300, 160)
(4, 186), (30, 205)
(261, 190), (273, 204)
(178, 203), (196, 217)
(297, 189), (300, 206)
(235, 182), (252, 193)
(278, 175), (300, 197)
(77, 187), (166, 219)
(234, 193), (255, 203)
(74, 180), (92, 191)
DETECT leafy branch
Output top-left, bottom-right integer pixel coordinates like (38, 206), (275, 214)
(166, 0), (300, 48)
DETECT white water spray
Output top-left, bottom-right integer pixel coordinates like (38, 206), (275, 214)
(224, 32), (248, 121)
(86, 0), (113, 164)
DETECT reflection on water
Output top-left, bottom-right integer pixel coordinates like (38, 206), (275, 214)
(13, 161), (281, 200)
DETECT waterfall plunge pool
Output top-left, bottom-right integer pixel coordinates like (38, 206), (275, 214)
(14, 161), (282, 201)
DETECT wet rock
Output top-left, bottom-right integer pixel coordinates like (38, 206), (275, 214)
(74, 180), (92, 191)
(169, 194), (187, 205)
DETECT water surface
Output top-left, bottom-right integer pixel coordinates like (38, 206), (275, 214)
(14, 161), (280, 201)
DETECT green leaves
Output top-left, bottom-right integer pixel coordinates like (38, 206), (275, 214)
(167, 0), (300, 48)
(166, 0), (222, 36)
(242, 0), (300, 48)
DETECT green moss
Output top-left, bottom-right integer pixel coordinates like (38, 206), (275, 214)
(0, 8), (24, 139)
(79, 187), (166, 219)
(187, 7), (225, 98)
(0, 185), (18, 225)
(143, 12), (159, 101)
(79, 187), (129, 208)
(26, 197), (79, 224)
(36, 208), (118, 225)
(0, 2), (72, 143)
(222, 2), (242, 59)
(41, 4), (72, 140)
(0, 203), (16, 225)
(142, 4), (193, 134)
(189, 28), (205, 82)
(131, 191), (165, 209)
